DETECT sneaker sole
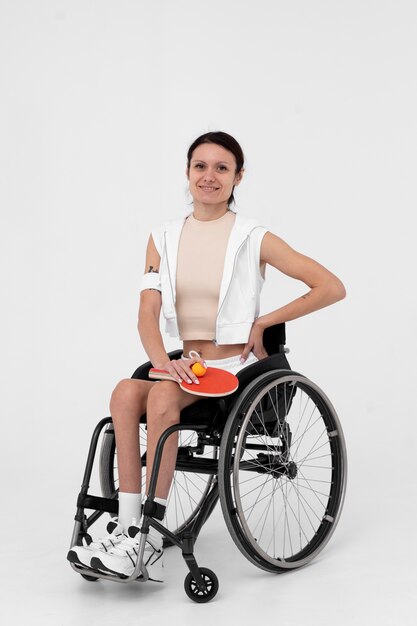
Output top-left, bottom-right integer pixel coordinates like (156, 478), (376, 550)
(67, 550), (96, 570)
(90, 556), (164, 583)
(90, 556), (129, 579)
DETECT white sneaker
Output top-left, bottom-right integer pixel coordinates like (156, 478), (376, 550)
(91, 521), (164, 582)
(67, 518), (126, 568)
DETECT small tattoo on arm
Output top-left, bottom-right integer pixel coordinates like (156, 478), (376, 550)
(148, 266), (159, 273)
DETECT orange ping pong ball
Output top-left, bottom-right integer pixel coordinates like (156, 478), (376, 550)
(191, 362), (207, 377)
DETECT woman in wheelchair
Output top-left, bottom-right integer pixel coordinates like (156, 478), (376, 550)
(68, 131), (346, 584)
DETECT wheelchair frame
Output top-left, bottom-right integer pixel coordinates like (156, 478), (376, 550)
(68, 324), (347, 602)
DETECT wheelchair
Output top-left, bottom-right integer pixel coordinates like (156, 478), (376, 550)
(68, 323), (347, 603)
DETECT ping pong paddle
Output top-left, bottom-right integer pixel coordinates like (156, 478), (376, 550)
(148, 366), (239, 397)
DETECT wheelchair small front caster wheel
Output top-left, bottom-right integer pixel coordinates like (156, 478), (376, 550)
(81, 573), (99, 582)
(184, 568), (219, 603)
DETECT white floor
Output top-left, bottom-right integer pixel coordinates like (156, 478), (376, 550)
(1, 466), (414, 626)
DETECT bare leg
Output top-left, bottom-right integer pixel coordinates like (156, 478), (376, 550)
(109, 378), (155, 493)
(145, 381), (200, 499)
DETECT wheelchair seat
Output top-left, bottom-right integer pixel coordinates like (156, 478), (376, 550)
(131, 323), (290, 426)
(178, 352), (292, 425)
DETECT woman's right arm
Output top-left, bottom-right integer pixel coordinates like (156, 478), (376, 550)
(138, 235), (170, 368)
(138, 235), (203, 383)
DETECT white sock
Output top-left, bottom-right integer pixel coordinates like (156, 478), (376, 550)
(147, 496), (167, 549)
(118, 492), (142, 532)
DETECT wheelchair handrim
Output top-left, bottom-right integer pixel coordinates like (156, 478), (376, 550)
(219, 370), (347, 571)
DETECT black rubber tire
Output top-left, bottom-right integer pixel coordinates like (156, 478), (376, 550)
(218, 370), (347, 573)
(184, 568), (219, 603)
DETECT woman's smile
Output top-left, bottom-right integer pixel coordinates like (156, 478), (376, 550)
(199, 185), (219, 192)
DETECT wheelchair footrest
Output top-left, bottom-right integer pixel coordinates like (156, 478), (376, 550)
(77, 493), (118, 514)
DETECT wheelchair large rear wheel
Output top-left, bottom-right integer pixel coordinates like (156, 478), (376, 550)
(99, 424), (218, 539)
(218, 370), (347, 572)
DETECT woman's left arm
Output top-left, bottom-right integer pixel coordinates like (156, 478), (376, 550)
(240, 232), (346, 362)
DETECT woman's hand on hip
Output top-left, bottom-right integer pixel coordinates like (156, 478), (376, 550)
(240, 321), (268, 363)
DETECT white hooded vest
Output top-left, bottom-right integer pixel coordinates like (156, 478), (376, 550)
(140, 212), (268, 345)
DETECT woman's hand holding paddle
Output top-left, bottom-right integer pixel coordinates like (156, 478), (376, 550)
(156, 351), (206, 386)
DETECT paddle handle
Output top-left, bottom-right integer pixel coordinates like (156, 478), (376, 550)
(148, 368), (178, 382)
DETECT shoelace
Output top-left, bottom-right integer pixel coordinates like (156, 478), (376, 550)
(91, 532), (126, 551)
(109, 533), (162, 557)
(110, 533), (141, 556)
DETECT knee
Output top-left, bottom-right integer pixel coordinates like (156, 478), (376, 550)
(146, 384), (181, 427)
(110, 378), (132, 408)
(109, 379), (145, 416)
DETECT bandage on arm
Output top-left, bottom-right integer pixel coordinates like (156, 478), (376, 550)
(140, 271), (162, 292)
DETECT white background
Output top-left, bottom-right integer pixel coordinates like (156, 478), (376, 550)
(0, 1), (416, 624)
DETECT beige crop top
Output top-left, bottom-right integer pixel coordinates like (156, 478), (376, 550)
(175, 211), (236, 340)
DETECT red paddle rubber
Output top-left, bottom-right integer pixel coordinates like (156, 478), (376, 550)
(149, 366), (239, 397)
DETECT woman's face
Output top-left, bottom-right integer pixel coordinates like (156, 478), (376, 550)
(186, 143), (243, 209)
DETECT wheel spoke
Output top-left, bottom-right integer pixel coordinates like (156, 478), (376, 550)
(226, 373), (346, 569)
